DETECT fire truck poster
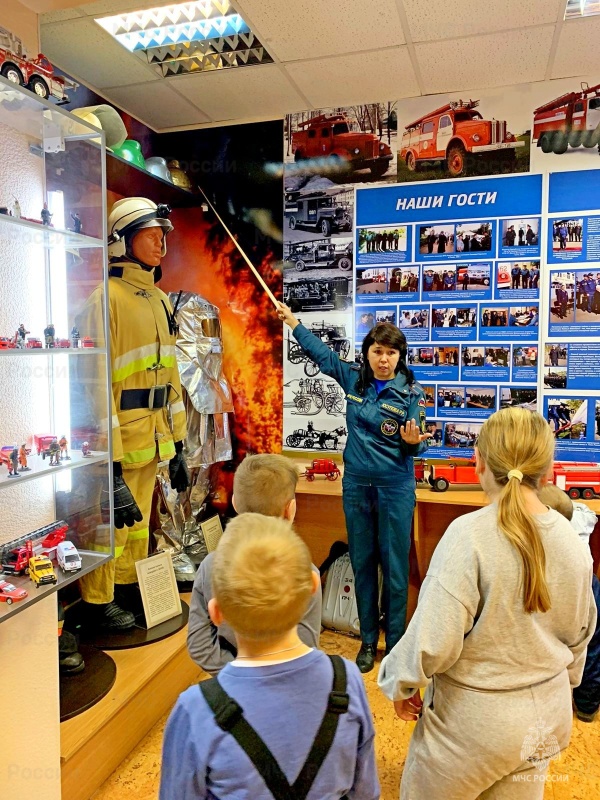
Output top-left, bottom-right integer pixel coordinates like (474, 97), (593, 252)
(356, 226), (410, 264)
(285, 104), (398, 188)
(544, 396), (600, 462)
(529, 78), (600, 173)
(395, 90), (530, 184)
(498, 218), (541, 259)
(355, 173), (542, 458)
(282, 310), (349, 453)
(544, 343), (600, 391)
(423, 263), (492, 301)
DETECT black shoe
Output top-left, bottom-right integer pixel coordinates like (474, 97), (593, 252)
(59, 630), (85, 674)
(574, 705), (598, 723)
(356, 643), (377, 674)
(114, 583), (145, 618)
(81, 600), (136, 631)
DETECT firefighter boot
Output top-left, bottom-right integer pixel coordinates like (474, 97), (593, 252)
(80, 600), (136, 631)
(59, 630), (85, 675)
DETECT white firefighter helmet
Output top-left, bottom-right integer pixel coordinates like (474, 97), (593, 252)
(107, 197), (173, 259)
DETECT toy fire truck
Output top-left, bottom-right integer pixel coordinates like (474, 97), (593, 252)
(0, 26), (76, 103)
(427, 459), (479, 492)
(291, 114), (393, 179)
(533, 82), (600, 155)
(303, 459), (341, 482)
(551, 462), (600, 500)
(400, 99), (524, 177)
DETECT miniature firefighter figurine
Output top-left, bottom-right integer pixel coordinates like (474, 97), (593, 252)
(41, 203), (53, 226)
(44, 323), (55, 348)
(48, 438), (61, 466)
(16, 324), (29, 348)
(70, 326), (80, 348)
(18, 443), (31, 471)
(81, 441), (92, 457)
(7, 446), (20, 477)
(75, 197), (188, 631)
(12, 198), (21, 218)
(58, 435), (70, 460)
(70, 212), (82, 234)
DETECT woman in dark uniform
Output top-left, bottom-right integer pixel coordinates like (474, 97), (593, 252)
(278, 302), (431, 673)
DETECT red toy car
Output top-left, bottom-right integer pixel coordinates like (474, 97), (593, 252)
(0, 336), (15, 349)
(429, 460), (479, 492)
(552, 462), (600, 499)
(26, 337), (42, 348)
(33, 434), (56, 456)
(1, 546), (30, 576)
(55, 338), (71, 348)
(303, 458), (341, 482)
(81, 336), (94, 348)
(0, 579), (28, 605)
(0, 28), (76, 103)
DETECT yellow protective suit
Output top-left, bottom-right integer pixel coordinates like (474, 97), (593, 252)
(77, 261), (187, 604)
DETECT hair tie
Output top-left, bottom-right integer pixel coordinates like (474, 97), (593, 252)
(507, 469), (523, 483)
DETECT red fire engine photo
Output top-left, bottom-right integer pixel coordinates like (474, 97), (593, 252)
(533, 82), (600, 156)
(398, 98), (526, 180)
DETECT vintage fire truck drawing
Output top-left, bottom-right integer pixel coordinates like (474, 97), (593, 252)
(284, 277), (352, 313)
(286, 378), (345, 416)
(291, 114), (393, 179)
(285, 190), (352, 237)
(286, 424), (347, 450)
(533, 82), (600, 155)
(284, 240), (353, 273)
(0, 27), (76, 103)
(287, 323), (351, 377)
(400, 99), (524, 177)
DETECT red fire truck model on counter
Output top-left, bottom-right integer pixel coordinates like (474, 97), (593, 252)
(533, 82), (600, 155)
(291, 114), (393, 179)
(551, 462), (600, 500)
(400, 99), (524, 177)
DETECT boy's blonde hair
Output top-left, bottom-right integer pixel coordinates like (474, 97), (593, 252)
(539, 484), (574, 521)
(211, 513), (313, 640)
(233, 454), (298, 517)
(477, 408), (555, 614)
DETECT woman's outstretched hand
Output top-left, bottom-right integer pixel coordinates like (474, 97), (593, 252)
(277, 302), (300, 330)
(400, 419), (432, 445)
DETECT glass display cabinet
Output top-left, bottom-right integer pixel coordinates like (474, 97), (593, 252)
(0, 74), (113, 622)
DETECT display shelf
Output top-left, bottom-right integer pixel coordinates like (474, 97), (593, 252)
(0, 212), (104, 248)
(0, 550), (111, 624)
(107, 150), (199, 208)
(0, 74), (98, 143)
(0, 452), (108, 491)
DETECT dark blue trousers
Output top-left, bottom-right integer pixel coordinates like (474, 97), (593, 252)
(573, 574), (600, 714)
(342, 479), (415, 650)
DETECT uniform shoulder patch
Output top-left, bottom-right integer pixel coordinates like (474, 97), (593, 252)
(346, 393), (364, 403)
(381, 418), (399, 436)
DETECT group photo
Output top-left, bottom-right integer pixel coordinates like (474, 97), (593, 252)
(552, 218), (584, 252)
(547, 398), (588, 440)
(501, 218), (539, 248)
(419, 224), (455, 255)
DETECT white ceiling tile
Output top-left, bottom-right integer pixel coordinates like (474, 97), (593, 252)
(285, 47), (419, 108)
(403, 0), (564, 42)
(40, 18), (160, 88)
(236, 0), (405, 61)
(39, 7), (86, 24)
(552, 17), (600, 79)
(102, 83), (211, 130)
(73, 0), (165, 15)
(173, 64), (307, 121)
(416, 26), (555, 94)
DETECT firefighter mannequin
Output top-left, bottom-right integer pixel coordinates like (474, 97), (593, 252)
(77, 197), (189, 631)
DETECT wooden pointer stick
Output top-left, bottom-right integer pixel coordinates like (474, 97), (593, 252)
(197, 186), (280, 309)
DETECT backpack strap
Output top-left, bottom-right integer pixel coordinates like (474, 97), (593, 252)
(198, 654), (349, 800)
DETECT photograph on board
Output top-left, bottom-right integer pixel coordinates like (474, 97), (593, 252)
(356, 268), (387, 295)
(551, 219), (583, 253)
(547, 398), (588, 440)
(444, 422), (483, 448)
(500, 387), (537, 411)
(388, 267), (419, 294)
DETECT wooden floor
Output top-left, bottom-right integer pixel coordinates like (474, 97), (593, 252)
(87, 629), (600, 800)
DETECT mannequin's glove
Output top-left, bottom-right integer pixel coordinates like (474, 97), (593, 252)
(102, 462), (144, 529)
(169, 441), (190, 493)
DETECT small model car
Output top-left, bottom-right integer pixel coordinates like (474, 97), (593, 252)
(303, 458), (341, 482)
(81, 336), (94, 348)
(26, 337), (43, 348)
(1, 546), (29, 576)
(57, 541), (81, 573)
(55, 338), (71, 348)
(429, 460), (478, 492)
(0, 336), (15, 349)
(0, 579), (28, 604)
(28, 554), (57, 587)
(34, 434), (56, 456)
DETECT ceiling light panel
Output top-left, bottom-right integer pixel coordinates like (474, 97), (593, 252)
(95, 0), (273, 75)
(564, 0), (600, 18)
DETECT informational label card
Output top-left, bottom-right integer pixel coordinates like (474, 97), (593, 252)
(200, 515), (224, 553)
(135, 552), (182, 629)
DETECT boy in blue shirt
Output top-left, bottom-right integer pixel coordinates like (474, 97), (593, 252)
(161, 514), (380, 800)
